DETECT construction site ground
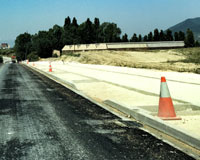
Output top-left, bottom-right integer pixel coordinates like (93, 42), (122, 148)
(23, 49), (200, 158)
(24, 58), (200, 158)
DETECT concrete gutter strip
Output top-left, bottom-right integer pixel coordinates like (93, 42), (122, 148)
(104, 100), (200, 151)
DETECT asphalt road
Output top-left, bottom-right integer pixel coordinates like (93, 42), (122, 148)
(0, 63), (194, 160)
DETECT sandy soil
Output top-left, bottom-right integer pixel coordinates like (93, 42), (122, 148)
(45, 49), (200, 73)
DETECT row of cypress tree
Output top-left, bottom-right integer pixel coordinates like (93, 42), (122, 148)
(15, 16), (197, 60)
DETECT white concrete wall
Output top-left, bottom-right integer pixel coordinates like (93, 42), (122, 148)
(146, 41), (185, 48)
(107, 42), (147, 49)
(62, 41), (184, 52)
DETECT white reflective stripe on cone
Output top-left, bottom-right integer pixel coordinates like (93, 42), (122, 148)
(160, 82), (171, 98)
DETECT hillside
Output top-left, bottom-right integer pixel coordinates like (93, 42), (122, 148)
(168, 17), (200, 41)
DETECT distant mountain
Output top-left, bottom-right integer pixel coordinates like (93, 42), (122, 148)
(168, 17), (200, 41)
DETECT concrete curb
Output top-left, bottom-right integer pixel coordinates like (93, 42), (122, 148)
(103, 100), (200, 151)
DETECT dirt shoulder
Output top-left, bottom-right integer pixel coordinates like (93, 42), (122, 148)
(44, 48), (200, 73)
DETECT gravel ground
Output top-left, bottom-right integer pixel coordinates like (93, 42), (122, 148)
(0, 63), (194, 160)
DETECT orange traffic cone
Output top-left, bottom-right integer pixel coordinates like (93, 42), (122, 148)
(49, 64), (52, 72)
(158, 77), (181, 120)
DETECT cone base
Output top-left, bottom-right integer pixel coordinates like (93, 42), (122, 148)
(159, 116), (182, 120)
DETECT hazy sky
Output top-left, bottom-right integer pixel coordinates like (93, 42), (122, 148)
(0, 0), (199, 46)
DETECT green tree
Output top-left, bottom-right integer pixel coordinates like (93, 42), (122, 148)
(159, 30), (166, 41)
(195, 40), (200, 47)
(174, 32), (179, 41)
(62, 16), (73, 45)
(27, 52), (39, 62)
(178, 31), (185, 41)
(138, 34), (142, 42)
(147, 32), (153, 41)
(64, 16), (71, 28)
(122, 33), (128, 42)
(185, 28), (195, 47)
(15, 32), (32, 61)
(143, 35), (148, 42)
(166, 29), (173, 41)
(94, 18), (100, 43)
(50, 25), (63, 50)
(71, 17), (80, 44)
(78, 18), (95, 44)
(32, 31), (53, 58)
(72, 17), (78, 27)
(99, 22), (121, 42)
(153, 29), (160, 41)
(130, 33), (138, 42)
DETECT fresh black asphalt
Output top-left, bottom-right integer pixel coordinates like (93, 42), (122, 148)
(0, 63), (194, 160)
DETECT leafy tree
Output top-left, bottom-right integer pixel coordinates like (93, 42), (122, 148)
(15, 17), (125, 59)
(27, 52), (39, 62)
(130, 33), (138, 42)
(166, 29), (173, 41)
(147, 32), (153, 41)
(50, 25), (63, 50)
(143, 35), (148, 42)
(153, 29), (160, 41)
(72, 17), (78, 27)
(32, 31), (53, 58)
(62, 17), (73, 45)
(78, 18), (95, 44)
(71, 17), (80, 44)
(15, 32), (32, 61)
(174, 32), (179, 41)
(122, 33), (128, 42)
(138, 34), (142, 42)
(185, 28), (195, 47)
(99, 22), (121, 42)
(159, 30), (166, 41)
(64, 16), (71, 28)
(195, 40), (200, 47)
(94, 17), (100, 28)
(94, 18), (100, 43)
(178, 31), (185, 41)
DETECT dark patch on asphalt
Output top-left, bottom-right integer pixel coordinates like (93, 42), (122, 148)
(0, 138), (35, 159)
(44, 131), (61, 141)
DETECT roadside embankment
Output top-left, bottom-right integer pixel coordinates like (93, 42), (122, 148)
(45, 48), (200, 74)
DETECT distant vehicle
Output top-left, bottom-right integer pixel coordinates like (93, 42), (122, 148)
(11, 56), (16, 63)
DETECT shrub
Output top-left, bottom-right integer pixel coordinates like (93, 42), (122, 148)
(27, 52), (39, 62)
(52, 54), (58, 58)
(182, 48), (200, 64)
(0, 56), (3, 63)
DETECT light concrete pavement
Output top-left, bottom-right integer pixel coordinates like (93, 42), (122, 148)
(33, 61), (200, 107)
